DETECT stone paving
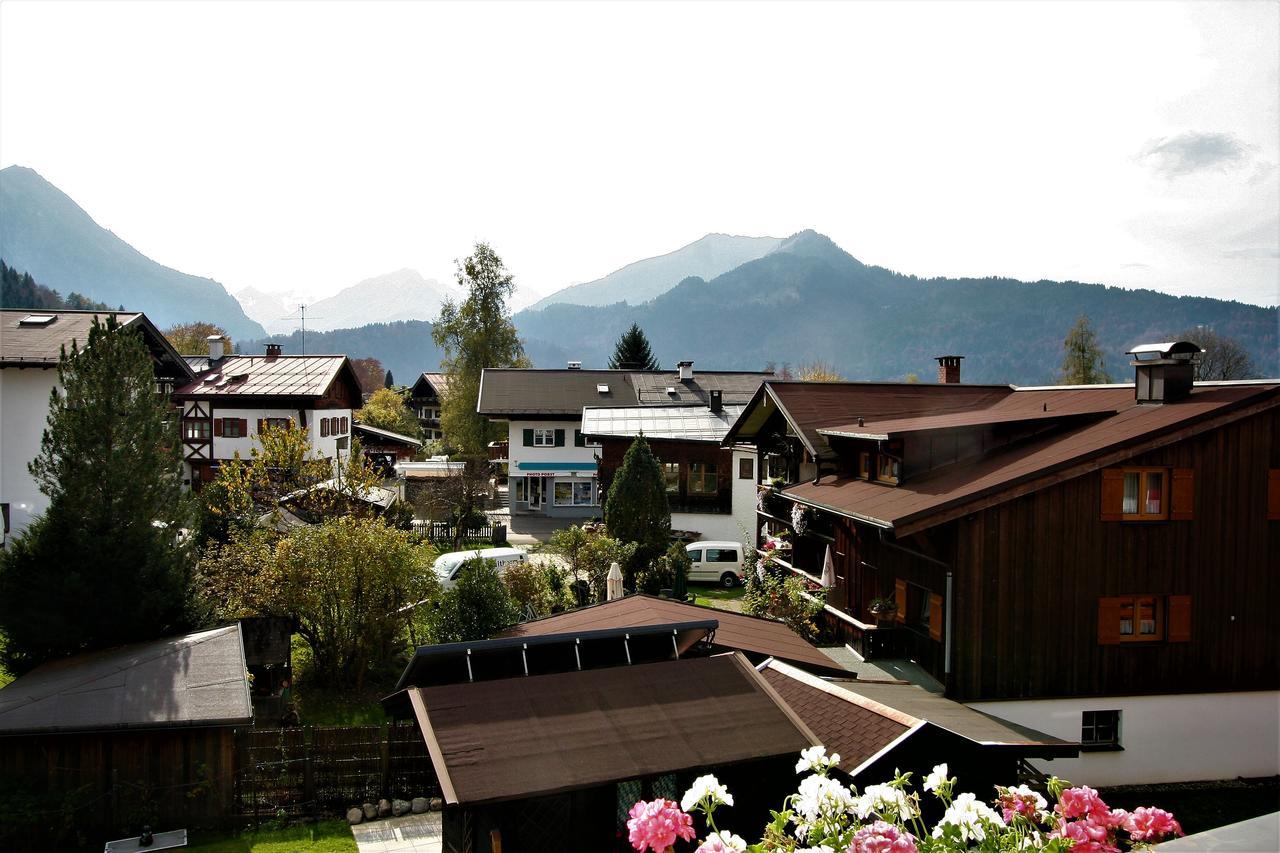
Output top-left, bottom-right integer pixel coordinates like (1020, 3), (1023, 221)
(351, 812), (443, 853)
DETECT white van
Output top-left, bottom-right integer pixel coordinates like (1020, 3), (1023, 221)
(433, 547), (527, 588)
(684, 542), (746, 588)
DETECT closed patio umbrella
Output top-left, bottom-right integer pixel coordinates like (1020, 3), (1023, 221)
(607, 561), (625, 601)
(820, 544), (836, 589)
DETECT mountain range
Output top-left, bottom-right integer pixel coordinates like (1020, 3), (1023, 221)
(235, 269), (451, 335)
(0, 166), (265, 340)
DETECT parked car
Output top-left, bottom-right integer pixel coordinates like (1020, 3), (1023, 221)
(433, 547), (528, 588)
(684, 541), (746, 588)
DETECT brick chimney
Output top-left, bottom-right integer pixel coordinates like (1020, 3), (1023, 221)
(265, 343), (283, 359)
(935, 355), (964, 384)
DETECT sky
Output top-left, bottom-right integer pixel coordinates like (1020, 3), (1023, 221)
(1, 0), (1277, 309)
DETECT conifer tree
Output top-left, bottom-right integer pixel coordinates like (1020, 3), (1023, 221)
(1058, 315), (1112, 385)
(603, 434), (671, 575)
(0, 317), (195, 674)
(608, 323), (660, 370)
(384, 369), (395, 388)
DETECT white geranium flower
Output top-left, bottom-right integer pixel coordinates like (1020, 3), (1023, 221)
(701, 831), (748, 852)
(933, 792), (1005, 843)
(681, 774), (734, 812)
(854, 783), (918, 821)
(795, 745), (840, 774)
(923, 763), (949, 792)
(793, 774), (855, 824)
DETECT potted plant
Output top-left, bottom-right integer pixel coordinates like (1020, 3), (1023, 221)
(869, 596), (898, 628)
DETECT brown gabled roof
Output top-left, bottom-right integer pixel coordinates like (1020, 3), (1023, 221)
(498, 594), (847, 675)
(725, 381), (1012, 456)
(0, 309), (193, 380)
(415, 372), (451, 398)
(173, 353), (351, 399)
(0, 626), (252, 735)
(757, 659), (1075, 772)
(478, 368), (769, 416)
(784, 382), (1279, 534)
(409, 653), (816, 805)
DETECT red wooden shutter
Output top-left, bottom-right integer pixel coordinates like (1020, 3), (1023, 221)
(1167, 595), (1192, 642)
(1100, 469), (1124, 521)
(257, 419), (265, 434)
(1171, 469), (1194, 520)
(342, 417), (348, 433)
(240, 419), (248, 435)
(213, 418), (223, 437)
(928, 593), (944, 641)
(1097, 597), (1122, 644)
(894, 579), (907, 623)
(1269, 470), (1280, 521)
(321, 419), (329, 437)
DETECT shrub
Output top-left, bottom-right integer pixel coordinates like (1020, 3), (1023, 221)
(742, 569), (824, 641)
(504, 560), (575, 618)
(429, 558), (520, 643)
(550, 525), (638, 603)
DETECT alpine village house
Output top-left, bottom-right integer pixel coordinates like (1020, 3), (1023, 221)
(723, 346), (1279, 786)
(174, 338), (363, 487)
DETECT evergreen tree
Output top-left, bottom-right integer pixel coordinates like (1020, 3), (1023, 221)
(0, 317), (195, 674)
(603, 434), (671, 576)
(384, 369), (395, 388)
(608, 323), (660, 370)
(432, 243), (530, 463)
(1058, 315), (1112, 384)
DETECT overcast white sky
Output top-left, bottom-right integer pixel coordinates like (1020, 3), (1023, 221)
(2, 0), (1277, 308)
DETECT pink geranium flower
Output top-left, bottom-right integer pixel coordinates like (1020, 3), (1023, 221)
(1053, 818), (1120, 853)
(1055, 785), (1112, 823)
(627, 798), (696, 852)
(1124, 806), (1184, 841)
(847, 820), (919, 853)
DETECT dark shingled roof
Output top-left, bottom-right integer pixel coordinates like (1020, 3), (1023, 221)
(0, 309), (193, 380)
(498, 594), (849, 676)
(757, 659), (1075, 772)
(409, 653), (816, 805)
(0, 626), (252, 735)
(783, 382), (1279, 534)
(478, 368), (769, 416)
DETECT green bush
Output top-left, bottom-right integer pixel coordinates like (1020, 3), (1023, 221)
(742, 569), (824, 641)
(549, 525), (638, 603)
(635, 542), (692, 597)
(503, 560), (575, 618)
(429, 558), (520, 643)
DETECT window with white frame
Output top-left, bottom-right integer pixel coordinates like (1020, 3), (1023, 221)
(554, 479), (596, 506)
(533, 428), (555, 447)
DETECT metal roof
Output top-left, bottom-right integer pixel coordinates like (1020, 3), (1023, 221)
(404, 653), (816, 805)
(353, 422), (423, 447)
(0, 626), (252, 734)
(581, 404), (746, 441)
(478, 368), (770, 416)
(174, 353), (347, 398)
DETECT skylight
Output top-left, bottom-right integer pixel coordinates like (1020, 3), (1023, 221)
(597, 384), (610, 394)
(666, 387), (678, 395)
(18, 314), (56, 326)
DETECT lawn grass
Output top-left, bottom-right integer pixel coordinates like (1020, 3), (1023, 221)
(692, 584), (746, 608)
(186, 820), (356, 852)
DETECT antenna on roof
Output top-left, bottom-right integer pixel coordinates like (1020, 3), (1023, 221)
(279, 304), (326, 356)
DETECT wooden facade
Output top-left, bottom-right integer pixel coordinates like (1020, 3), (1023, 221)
(596, 436), (734, 515)
(751, 388), (1279, 704)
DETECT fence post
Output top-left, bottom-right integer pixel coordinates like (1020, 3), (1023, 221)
(380, 724), (392, 798)
(304, 727), (316, 818)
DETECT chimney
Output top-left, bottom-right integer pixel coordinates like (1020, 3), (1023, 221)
(207, 335), (226, 362)
(709, 389), (723, 413)
(935, 355), (964, 384)
(1127, 341), (1201, 404)
(678, 360), (694, 382)
(265, 343), (283, 359)
(567, 360), (582, 370)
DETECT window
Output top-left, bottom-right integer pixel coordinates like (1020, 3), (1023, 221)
(705, 547), (738, 563)
(1118, 595), (1162, 641)
(1081, 710), (1122, 751)
(184, 419), (211, 440)
(876, 454), (900, 484)
(574, 429), (586, 447)
(221, 418), (245, 438)
(573, 481), (594, 505)
(1122, 468), (1166, 519)
(321, 418), (330, 437)
(1098, 595), (1191, 644)
(662, 463), (680, 494)
(533, 429), (555, 447)
(513, 477), (528, 503)
(739, 457), (754, 480)
(687, 549), (703, 562)
(858, 451), (871, 480)
(689, 462), (717, 495)
(262, 418), (291, 431)
(554, 481), (573, 505)
(554, 479), (596, 506)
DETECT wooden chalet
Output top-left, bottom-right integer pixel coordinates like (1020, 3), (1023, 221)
(409, 372), (450, 442)
(723, 345), (1280, 785)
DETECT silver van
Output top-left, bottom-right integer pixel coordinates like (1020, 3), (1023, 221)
(432, 547), (527, 588)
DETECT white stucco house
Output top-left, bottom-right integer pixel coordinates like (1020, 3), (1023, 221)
(477, 361), (769, 521)
(172, 339), (363, 488)
(0, 309), (194, 544)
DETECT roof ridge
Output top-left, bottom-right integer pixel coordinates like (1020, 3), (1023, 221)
(758, 657), (921, 727)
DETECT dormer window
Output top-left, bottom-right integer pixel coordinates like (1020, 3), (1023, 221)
(857, 451), (871, 480)
(876, 455), (900, 485)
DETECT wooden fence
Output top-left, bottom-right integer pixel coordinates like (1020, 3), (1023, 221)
(234, 722), (438, 822)
(415, 520), (505, 546)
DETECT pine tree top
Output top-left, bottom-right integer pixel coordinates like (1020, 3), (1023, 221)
(609, 323), (660, 370)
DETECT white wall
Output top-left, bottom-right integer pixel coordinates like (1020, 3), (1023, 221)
(674, 449), (759, 543)
(0, 367), (60, 539)
(182, 403), (352, 462)
(969, 691), (1280, 786)
(506, 419), (598, 470)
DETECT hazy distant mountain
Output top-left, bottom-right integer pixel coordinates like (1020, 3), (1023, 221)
(237, 269), (451, 335)
(529, 233), (783, 310)
(0, 165), (265, 340)
(513, 229), (1277, 383)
